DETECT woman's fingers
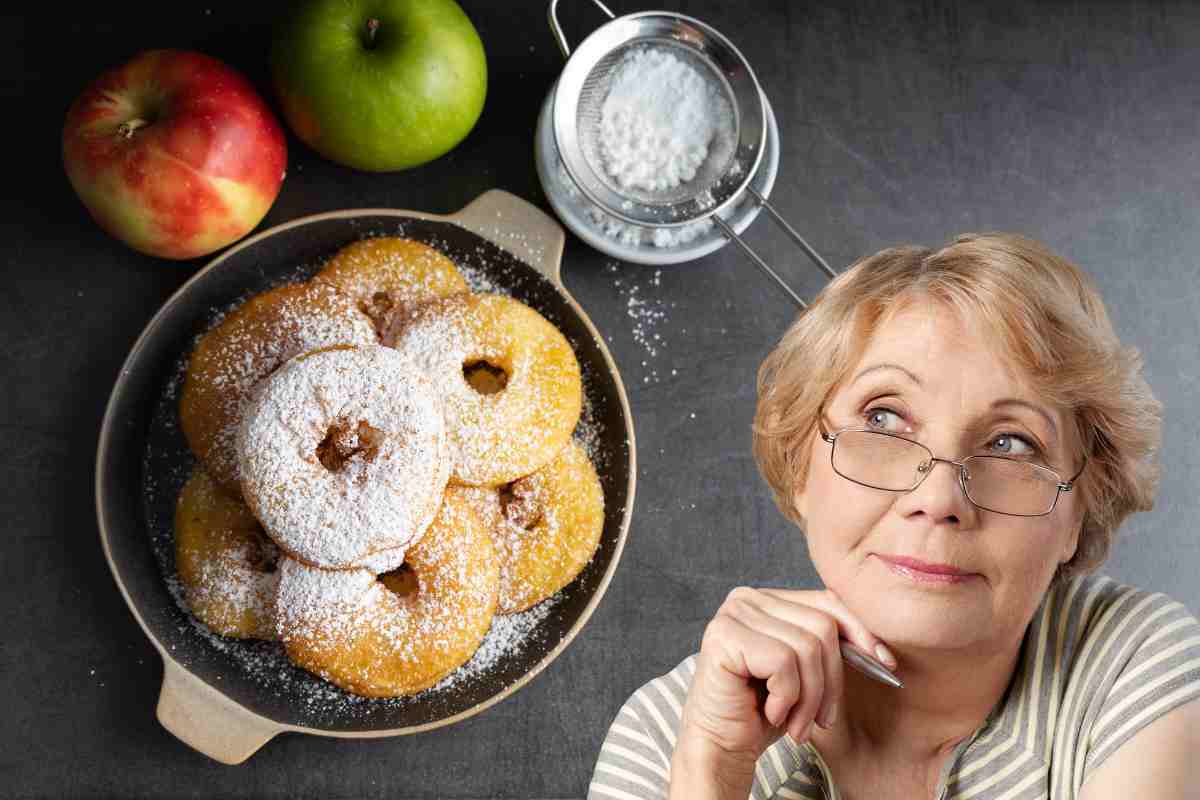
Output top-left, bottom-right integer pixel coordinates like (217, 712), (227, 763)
(703, 610), (804, 728)
(723, 589), (842, 736)
(759, 587), (899, 670)
(690, 585), (897, 757)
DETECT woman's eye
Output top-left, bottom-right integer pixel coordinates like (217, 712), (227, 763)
(989, 433), (1039, 457)
(863, 406), (906, 431)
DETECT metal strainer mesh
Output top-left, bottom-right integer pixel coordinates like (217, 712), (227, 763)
(575, 40), (740, 207)
(552, 10), (766, 227)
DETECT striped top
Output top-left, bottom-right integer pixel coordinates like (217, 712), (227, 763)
(589, 574), (1200, 800)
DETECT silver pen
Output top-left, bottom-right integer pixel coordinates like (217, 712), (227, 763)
(840, 640), (904, 688)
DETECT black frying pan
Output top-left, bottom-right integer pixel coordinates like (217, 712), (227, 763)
(95, 190), (636, 763)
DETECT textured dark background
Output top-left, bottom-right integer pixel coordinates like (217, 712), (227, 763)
(7, 0), (1200, 797)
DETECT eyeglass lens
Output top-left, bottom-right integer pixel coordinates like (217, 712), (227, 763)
(832, 430), (1061, 515)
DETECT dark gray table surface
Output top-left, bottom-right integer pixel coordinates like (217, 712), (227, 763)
(7, 1), (1200, 797)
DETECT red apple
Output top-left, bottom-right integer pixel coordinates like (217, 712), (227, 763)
(62, 50), (287, 260)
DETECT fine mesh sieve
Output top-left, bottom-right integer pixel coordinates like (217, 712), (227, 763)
(549, 0), (838, 306)
(576, 41), (742, 209)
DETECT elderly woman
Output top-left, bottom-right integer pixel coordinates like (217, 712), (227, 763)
(589, 234), (1200, 799)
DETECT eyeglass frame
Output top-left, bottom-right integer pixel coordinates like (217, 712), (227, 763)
(815, 405), (1087, 517)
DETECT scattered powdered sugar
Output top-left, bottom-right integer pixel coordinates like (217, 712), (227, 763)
(174, 470), (281, 640)
(457, 262), (504, 294)
(470, 209), (552, 272)
(606, 262), (676, 384)
(441, 599), (557, 688)
(494, 488), (559, 614)
(597, 47), (735, 193)
(275, 558), (377, 645)
(181, 541), (279, 638)
(355, 544), (410, 575)
(573, 384), (609, 475)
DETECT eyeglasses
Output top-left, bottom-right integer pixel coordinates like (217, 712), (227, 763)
(817, 408), (1087, 517)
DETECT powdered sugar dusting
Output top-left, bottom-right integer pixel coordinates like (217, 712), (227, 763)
(457, 262), (505, 294)
(491, 441), (604, 614)
(159, 561), (561, 718)
(573, 388), (609, 474)
(175, 469), (280, 640)
(238, 346), (451, 569)
(437, 598), (557, 689)
(276, 490), (501, 696)
(275, 558), (376, 645)
(182, 540), (279, 639)
(180, 281), (376, 491)
(311, 237), (469, 337)
(387, 294), (581, 487)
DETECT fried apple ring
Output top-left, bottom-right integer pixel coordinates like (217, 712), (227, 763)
(276, 487), (500, 697)
(384, 293), (583, 487)
(174, 468), (279, 639)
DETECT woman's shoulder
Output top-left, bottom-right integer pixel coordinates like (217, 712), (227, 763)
(587, 655), (697, 800)
(1032, 573), (1200, 788)
(615, 654), (699, 748)
(1046, 572), (1200, 658)
(1037, 572), (1200, 705)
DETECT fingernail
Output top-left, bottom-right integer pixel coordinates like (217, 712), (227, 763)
(818, 701), (837, 729)
(876, 643), (898, 669)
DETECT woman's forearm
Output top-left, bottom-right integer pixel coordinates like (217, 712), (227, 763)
(668, 732), (759, 800)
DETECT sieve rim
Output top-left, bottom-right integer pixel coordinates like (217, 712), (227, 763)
(552, 10), (766, 228)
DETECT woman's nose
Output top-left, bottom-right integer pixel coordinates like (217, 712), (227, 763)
(897, 457), (976, 526)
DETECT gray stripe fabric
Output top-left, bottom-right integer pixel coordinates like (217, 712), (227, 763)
(588, 706), (670, 799)
(588, 574), (1200, 799)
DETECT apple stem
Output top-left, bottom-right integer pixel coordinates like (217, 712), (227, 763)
(366, 18), (380, 47)
(117, 118), (149, 139)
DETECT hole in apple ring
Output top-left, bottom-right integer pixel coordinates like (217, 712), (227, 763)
(379, 562), (418, 598)
(316, 417), (383, 472)
(463, 360), (509, 395)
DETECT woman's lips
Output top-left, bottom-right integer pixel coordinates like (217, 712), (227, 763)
(876, 554), (979, 584)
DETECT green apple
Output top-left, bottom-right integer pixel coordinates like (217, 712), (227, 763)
(271, 0), (487, 172)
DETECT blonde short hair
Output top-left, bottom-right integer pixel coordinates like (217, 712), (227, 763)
(752, 233), (1162, 580)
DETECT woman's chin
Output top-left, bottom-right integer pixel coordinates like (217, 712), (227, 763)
(852, 593), (994, 653)
(875, 622), (987, 655)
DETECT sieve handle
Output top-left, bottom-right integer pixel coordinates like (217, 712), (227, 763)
(548, 0), (617, 59)
(746, 187), (839, 281)
(712, 216), (808, 308)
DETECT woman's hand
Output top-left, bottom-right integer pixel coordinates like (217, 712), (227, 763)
(669, 587), (897, 799)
